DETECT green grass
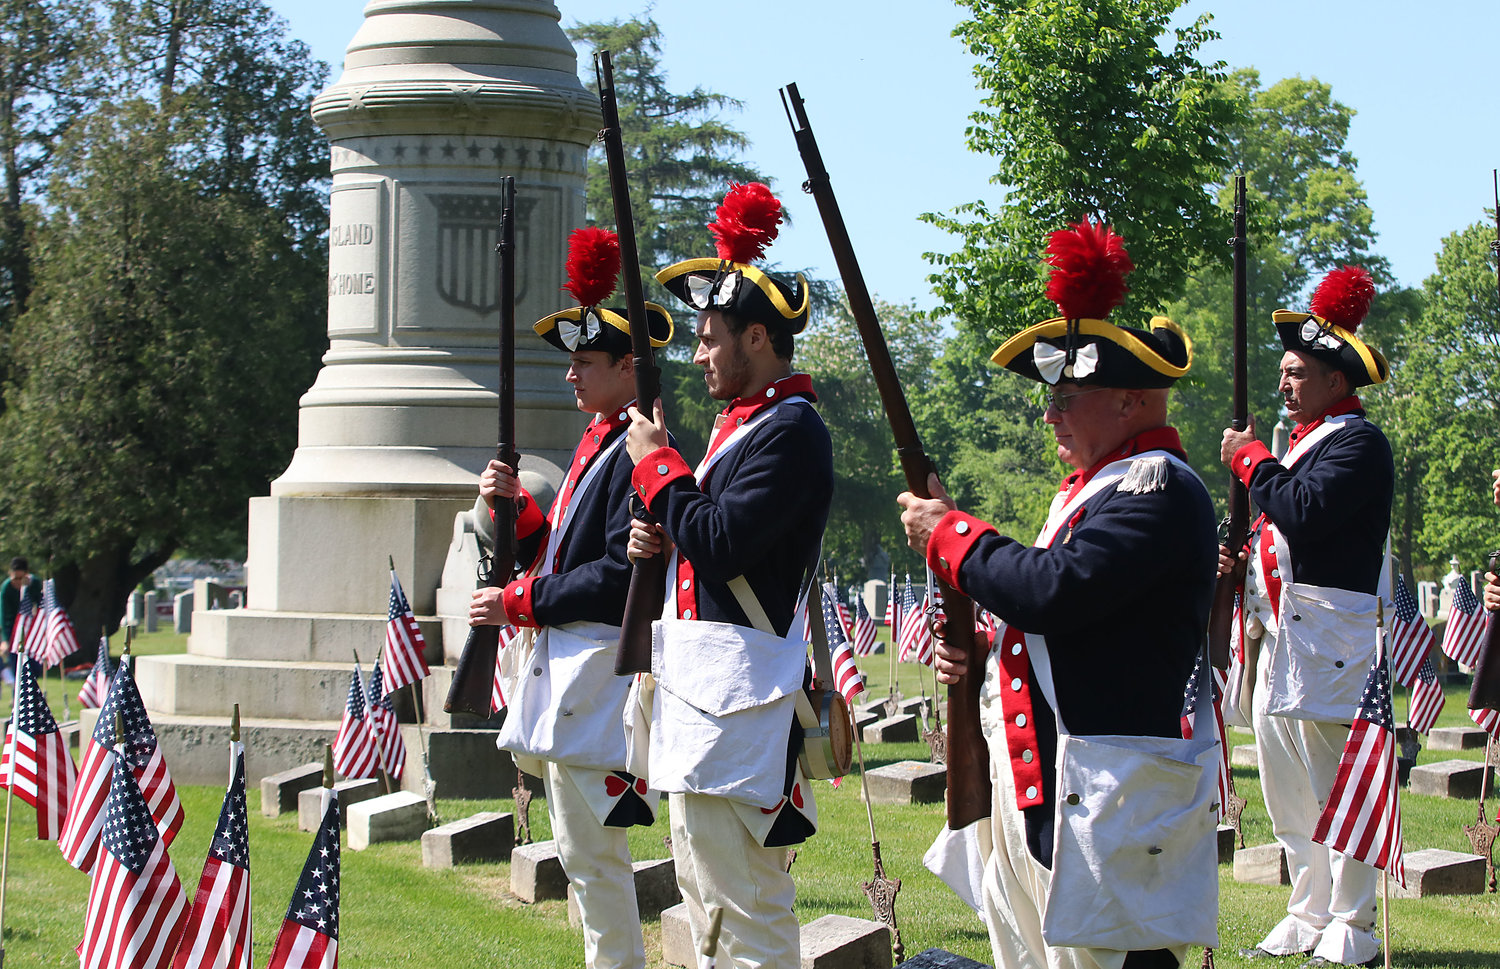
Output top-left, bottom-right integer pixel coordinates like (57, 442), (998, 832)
(0, 633), (1495, 966)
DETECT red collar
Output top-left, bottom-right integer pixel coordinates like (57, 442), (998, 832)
(1060, 425), (1187, 499)
(590, 401), (635, 434)
(707, 374), (817, 455)
(1289, 395), (1362, 445)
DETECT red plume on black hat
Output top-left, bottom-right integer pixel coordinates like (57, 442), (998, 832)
(562, 226), (620, 308)
(1044, 220), (1134, 320)
(709, 182), (783, 265)
(1308, 265), (1375, 331)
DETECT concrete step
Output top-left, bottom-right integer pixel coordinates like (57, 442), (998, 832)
(189, 607), (441, 665)
(80, 707), (338, 788)
(134, 653), (356, 720)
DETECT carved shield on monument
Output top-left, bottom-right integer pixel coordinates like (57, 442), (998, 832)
(433, 193), (536, 314)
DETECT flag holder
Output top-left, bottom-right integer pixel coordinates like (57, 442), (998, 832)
(356, 648), (394, 796)
(848, 693), (905, 962)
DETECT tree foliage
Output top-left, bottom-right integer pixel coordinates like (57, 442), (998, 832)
(0, 0), (328, 646)
(566, 14), (773, 318)
(927, 0), (1240, 338)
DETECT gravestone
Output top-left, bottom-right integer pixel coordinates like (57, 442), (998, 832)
(298, 778), (381, 831)
(1428, 726), (1487, 750)
(511, 840), (569, 902)
(347, 791), (428, 849)
(422, 811), (513, 867)
(863, 714), (920, 744)
(1408, 760), (1495, 799)
(801, 914), (893, 969)
(173, 590), (194, 634)
(260, 761), (324, 817)
(865, 761), (946, 805)
(1235, 843), (1291, 885)
(1393, 849), (1486, 898)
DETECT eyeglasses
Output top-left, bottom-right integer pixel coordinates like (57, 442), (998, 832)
(1045, 387), (1108, 413)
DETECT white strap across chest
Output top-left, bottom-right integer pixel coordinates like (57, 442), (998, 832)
(694, 398), (811, 485)
(539, 432), (626, 579)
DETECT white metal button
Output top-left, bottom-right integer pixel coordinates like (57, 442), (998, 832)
(955, 521), (970, 535)
(1011, 677), (1023, 692)
(1016, 713), (1027, 728)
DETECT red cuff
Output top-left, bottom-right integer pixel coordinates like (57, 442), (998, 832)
(631, 447), (694, 514)
(927, 511), (997, 591)
(1231, 441), (1276, 488)
(503, 576), (541, 628)
(513, 488), (547, 540)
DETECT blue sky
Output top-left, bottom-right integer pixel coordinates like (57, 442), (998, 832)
(269, 1), (1499, 314)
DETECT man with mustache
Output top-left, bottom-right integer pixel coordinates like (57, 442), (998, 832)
(1219, 267), (1393, 969)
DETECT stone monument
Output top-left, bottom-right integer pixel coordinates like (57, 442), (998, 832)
(122, 0), (600, 786)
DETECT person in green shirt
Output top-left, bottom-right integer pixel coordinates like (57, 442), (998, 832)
(0, 556), (43, 682)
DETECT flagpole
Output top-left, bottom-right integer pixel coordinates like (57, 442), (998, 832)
(0, 645), (24, 969)
(887, 570), (897, 705)
(357, 648), (394, 796)
(1377, 600), (1393, 969)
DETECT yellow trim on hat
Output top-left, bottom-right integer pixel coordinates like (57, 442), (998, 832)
(534, 302), (674, 348)
(655, 258), (809, 321)
(1272, 310), (1388, 385)
(989, 316), (1192, 378)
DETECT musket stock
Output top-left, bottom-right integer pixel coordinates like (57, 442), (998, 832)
(446, 176), (519, 716)
(780, 82), (989, 829)
(596, 51), (666, 677)
(1207, 175), (1250, 670)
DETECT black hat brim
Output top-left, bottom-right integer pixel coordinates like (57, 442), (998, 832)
(991, 316), (1192, 388)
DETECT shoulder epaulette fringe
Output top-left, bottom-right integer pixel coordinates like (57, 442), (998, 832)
(1118, 455), (1169, 495)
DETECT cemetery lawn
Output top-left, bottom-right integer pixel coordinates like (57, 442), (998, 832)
(0, 633), (1495, 966)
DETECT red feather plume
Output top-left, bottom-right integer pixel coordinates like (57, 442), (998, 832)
(709, 182), (782, 264)
(562, 226), (620, 307)
(1309, 265), (1375, 330)
(1044, 220), (1134, 320)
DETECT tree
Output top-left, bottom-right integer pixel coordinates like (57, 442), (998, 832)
(1364, 219), (1500, 580)
(566, 14), (774, 317)
(0, 0), (328, 647)
(0, 0), (101, 371)
(1167, 72), (1390, 490)
(927, 0), (1240, 337)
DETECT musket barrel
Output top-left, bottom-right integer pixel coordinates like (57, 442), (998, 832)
(781, 82), (990, 829)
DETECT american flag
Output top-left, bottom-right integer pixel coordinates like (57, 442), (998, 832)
(332, 666), (379, 780)
(1312, 654), (1404, 886)
(829, 581), (853, 639)
(266, 788), (340, 969)
(172, 741), (252, 969)
(35, 577), (80, 669)
(78, 753), (189, 969)
(884, 572), (897, 630)
(0, 653), (77, 839)
(822, 589), (865, 703)
(1441, 578), (1489, 668)
(1406, 656), (1446, 735)
(852, 598), (877, 657)
(897, 577), (933, 666)
(79, 638), (114, 709)
(1471, 705), (1500, 738)
(12, 582), (38, 649)
(365, 665), (405, 781)
(60, 656), (184, 873)
(1388, 576), (1437, 688)
(382, 570), (429, 695)
(1180, 651), (1230, 820)
(490, 625), (519, 715)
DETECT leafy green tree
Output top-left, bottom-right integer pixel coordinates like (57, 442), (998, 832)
(566, 14), (773, 315)
(1167, 72), (1390, 490)
(1364, 219), (1499, 580)
(0, 0), (101, 366)
(927, 0), (1240, 337)
(0, 0), (328, 645)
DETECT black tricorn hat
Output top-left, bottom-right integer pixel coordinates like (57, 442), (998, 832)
(655, 183), (809, 334)
(1273, 266), (1388, 388)
(536, 226), (673, 355)
(990, 221), (1192, 388)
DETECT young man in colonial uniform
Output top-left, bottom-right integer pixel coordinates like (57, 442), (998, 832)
(1219, 267), (1392, 969)
(898, 222), (1218, 969)
(624, 183), (834, 967)
(469, 227), (672, 969)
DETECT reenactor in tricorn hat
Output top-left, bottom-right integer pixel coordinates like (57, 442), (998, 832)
(622, 183), (833, 966)
(900, 220), (1218, 969)
(469, 226), (671, 969)
(1220, 266), (1392, 969)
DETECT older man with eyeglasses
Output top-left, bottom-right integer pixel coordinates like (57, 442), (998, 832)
(899, 222), (1217, 969)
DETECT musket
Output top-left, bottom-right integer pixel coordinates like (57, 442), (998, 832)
(1207, 174), (1250, 670)
(1467, 170), (1500, 711)
(445, 176), (519, 715)
(597, 50), (666, 677)
(780, 82), (990, 830)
